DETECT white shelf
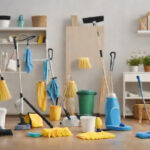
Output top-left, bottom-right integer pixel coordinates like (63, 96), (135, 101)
(2, 71), (26, 74)
(0, 27), (47, 31)
(137, 30), (150, 34)
(0, 42), (46, 45)
(125, 97), (150, 100)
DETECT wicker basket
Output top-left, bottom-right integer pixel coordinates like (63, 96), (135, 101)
(133, 104), (150, 120)
(32, 16), (47, 27)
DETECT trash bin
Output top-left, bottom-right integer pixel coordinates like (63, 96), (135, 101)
(77, 90), (97, 116)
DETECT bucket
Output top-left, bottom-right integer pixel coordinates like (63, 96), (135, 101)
(49, 105), (61, 121)
(77, 90), (97, 116)
(0, 108), (7, 129)
(80, 116), (96, 132)
(32, 16), (47, 27)
(0, 16), (11, 28)
(105, 93), (121, 127)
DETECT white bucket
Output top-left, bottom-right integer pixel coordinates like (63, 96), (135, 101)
(0, 108), (7, 129)
(80, 116), (96, 132)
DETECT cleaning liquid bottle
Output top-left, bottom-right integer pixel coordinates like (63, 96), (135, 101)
(17, 15), (24, 27)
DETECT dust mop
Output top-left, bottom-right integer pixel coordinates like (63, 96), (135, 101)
(99, 50), (131, 131)
(13, 37), (31, 130)
(136, 75), (150, 139)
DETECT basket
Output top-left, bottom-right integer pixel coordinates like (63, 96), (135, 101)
(32, 16), (47, 27)
(133, 104), (150, 120)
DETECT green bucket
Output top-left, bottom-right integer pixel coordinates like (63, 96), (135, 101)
(77, 90), (97, 116)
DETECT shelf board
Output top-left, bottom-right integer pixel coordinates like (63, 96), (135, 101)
(0, 27), (47, 31)
(125, 97), (150, 100)
(137, 30), (150, 34)
(2, 71), (26, 74)
(0, 42), (46, 45)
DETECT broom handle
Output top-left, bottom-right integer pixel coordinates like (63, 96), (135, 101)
(13, 37), (24, 114)
(23, 97), (53, 128)
(99, 50), (109, 94)
(137, 76), (150, 121)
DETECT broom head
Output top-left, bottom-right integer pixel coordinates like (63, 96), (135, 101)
(65, 80), (77, 98)
(78, 57), (91, 69)
(0, 78), (11, 101)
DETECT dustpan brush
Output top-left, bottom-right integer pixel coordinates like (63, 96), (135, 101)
(0, 76), (11, 101)
(65, 80), (77, 98)
(78, 57), (91, 69)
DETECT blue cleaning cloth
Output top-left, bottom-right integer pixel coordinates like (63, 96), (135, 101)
(47, 77), (60, 104)
(43, 60), (50, 81)
(136, 132), (150, 139)
(24, 46), (33, 74)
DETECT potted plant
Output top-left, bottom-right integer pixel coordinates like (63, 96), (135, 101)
(127, 57), (141, 72)
(142, 55), (150, 72)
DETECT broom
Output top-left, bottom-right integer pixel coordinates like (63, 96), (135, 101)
(0, 69), (11, 101)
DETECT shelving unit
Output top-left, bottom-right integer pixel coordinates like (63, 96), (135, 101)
(0, 27), (48, 114)
(123, 72), (150, 118)
(137, 30), (150, 35)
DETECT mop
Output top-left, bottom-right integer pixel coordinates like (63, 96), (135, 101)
(99, 50), (132, 131)
(136, 76), (150, 139)
(13, 37), (31, 130)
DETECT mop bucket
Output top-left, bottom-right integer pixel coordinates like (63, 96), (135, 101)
(0, 108), (7, 129)
(105, 94), (121, 127)
(77, 90), (97, 116)
(49, 105), (61, 121)
(80, 116), (96, 132)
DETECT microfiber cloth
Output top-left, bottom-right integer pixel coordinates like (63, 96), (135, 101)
(136, 132), (150, 139)
(42, 127), (72, 138)
(43, 60), (50, 81)
(77, 131), (115, 140)
(24, 46), (33, 74)
(47, 78), (60, 104)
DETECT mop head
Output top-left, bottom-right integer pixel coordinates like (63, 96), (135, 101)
(0, 79), (11, 101)
(78, 57), (91, 69)
(42, 127), (73, 138)
(65, 80), (77, 98)
(136, 131), (150, 139)
(77, 131), (115, 140)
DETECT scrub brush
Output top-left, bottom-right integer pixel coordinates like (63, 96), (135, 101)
(78, 57), (91, 69)
(64, 80), (77, 98)
(77, 131), (115, 140)
(42, 127), (73, 138)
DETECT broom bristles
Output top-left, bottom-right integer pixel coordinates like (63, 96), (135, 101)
(0, 80), (11, 101)
(78, 57), (91, 69)
(65, 80), (77, 98)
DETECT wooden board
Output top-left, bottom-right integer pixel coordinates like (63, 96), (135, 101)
(66, 25), (104, 113)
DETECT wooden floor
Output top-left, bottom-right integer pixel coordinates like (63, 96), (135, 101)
(1, 117), (150, 150)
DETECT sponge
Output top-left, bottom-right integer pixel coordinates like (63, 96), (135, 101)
(42, 127), (73, 138)
(77, 131), (115, 140)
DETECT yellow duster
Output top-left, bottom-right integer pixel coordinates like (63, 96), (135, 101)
(36, 81), (47, 112)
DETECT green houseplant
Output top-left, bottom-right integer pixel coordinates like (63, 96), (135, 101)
(127, 57), (141, 72)
(142, 55), (150, 72)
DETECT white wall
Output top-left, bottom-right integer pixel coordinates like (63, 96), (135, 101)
(0, 0), (150, 114)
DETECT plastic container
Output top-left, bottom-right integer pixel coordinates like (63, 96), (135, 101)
(0, 16), (11, 28)
(80, 116), (96, 132)
(105, 93), (120, 127)
(0, 108), (7, 129)
(49, 105), (61, 121)
(77, 90), (97, 116)
(32, 16), (47, 27)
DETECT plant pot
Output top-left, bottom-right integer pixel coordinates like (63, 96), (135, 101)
(129, 66), (139, 72)
(144, 65), (150, 72)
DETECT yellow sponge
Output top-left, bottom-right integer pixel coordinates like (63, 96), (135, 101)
(78, 57), (91, 69)
(42, 127), (73, 138)
(77, 131), (115, 140)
